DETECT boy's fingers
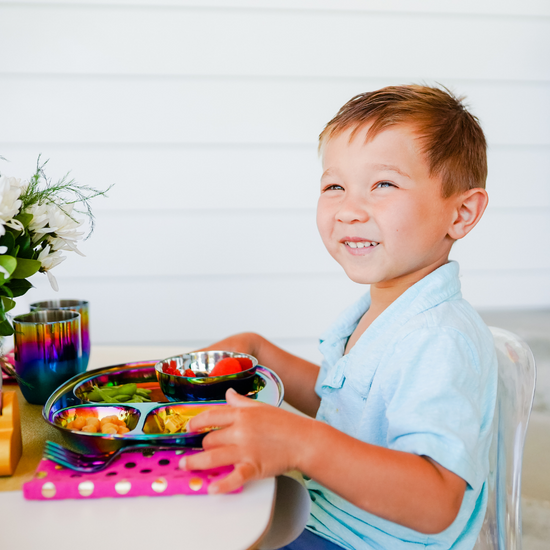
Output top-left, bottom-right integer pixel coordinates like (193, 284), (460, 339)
(187, 406), (236, 432)
(225, 387), (262, 408)
(201, 425), (238, 449)
(180, 445), (240, 471)
(208, 462), (257, 495)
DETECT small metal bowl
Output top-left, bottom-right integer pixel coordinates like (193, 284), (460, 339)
(51, 404), (142, 453)
(155, 350), (258, 401)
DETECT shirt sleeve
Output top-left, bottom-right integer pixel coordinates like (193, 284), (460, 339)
(381, 326), (489, 489)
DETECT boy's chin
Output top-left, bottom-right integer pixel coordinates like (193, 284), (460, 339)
(340, 266), (378, 286)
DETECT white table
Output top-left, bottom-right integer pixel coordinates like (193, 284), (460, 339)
(0, 346), (278, 550)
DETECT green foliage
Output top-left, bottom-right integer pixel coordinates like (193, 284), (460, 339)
(2, 279), (33, 297)
(11, 257), (41, 279)
(0, 255), (17, 282)
(0, 319), (14, 336)
(1, 296), (15, 312)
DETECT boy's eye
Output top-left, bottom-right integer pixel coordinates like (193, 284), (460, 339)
(323, 184), (344, 192)
(375, 181), (395, 189)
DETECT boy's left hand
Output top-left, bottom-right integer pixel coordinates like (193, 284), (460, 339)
(180, 388), (312, 494)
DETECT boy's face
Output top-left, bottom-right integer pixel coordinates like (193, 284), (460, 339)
(317, 122), (459, 288)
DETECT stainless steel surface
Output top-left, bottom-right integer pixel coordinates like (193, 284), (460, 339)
(155, 350), (260, 401)
(43, 360), (284, 453)
(43, 440), (192, 473)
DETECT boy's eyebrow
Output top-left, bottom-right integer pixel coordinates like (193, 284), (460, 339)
(369, 163), (411, 179)
(321, 168), (335, 178)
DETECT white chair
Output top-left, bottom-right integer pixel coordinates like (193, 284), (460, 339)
(475, 327), (537, 550)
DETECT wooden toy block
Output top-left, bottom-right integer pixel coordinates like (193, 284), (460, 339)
(0, 391), (23, 476)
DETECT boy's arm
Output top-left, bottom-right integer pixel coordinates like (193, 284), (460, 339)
(184, 391), (466, 535)
(196, 332), (321, 417)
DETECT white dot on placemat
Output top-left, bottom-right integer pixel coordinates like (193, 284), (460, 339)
(152, 478), (168, 493)
(78, 481), (94, 497)
(41, 482), (56, 498)
(115, 480), (132, 495)
(189, 477), (203, 491)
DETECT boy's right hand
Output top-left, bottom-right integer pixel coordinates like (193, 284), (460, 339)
(179, 388), (315, 495)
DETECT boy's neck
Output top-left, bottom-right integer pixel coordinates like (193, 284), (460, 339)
(345, 258), (449, 354)
(369, 259), (449, 318)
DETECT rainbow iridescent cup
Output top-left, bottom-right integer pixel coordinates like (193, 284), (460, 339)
(30, 300), (90, 371)
(14, 310), (83, 405)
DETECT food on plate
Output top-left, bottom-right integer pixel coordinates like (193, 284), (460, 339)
(147, 410), (194, 434)
(209, 357), (242, 376)
(161, 356), (253, 378)
(235, 357), (253, 370)
(83, 382), (152, 403)
(162, 360), (180, 376)
(66, 413), (130, 435)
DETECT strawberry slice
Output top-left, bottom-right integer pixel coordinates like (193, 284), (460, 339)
(183, 369), (196, 377)
(235, 357), (253, 370)
(210, 357), (242, 377)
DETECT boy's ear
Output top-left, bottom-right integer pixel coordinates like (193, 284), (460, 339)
(447, 188), (489, 241)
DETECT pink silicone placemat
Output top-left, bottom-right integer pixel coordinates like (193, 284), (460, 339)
(23, 448), (240, 500)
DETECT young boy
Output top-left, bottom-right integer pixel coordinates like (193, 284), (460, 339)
(182, 85), (498, 550)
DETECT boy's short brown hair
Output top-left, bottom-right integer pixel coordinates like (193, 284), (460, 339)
(319, 85), (487, 197)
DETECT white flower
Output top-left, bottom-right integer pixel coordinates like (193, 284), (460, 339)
(37, 244), (66, 292)
(26, 203), (51, 240)
(37, 244), (66, 271)
(27, 203), (85, 250)
(0, 176), (25, 236)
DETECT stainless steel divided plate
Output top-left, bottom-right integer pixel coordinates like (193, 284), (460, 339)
(43, 361), (284, 453)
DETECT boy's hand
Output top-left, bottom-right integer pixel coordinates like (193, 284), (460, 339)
(180, 388), (312, 494)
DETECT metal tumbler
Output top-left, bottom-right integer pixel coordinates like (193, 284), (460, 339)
(13, 310), (83, 405)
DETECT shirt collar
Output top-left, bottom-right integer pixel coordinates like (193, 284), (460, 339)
(319, 261), (462, 359)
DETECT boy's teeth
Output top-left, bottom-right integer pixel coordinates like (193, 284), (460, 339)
(346, 241), (378, 248)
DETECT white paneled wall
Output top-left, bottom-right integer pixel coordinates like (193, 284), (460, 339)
(1, 1), (549, 362)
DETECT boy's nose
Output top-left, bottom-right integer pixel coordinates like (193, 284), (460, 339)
(336, 196), (369, 224)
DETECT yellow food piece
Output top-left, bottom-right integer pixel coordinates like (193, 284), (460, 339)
(101, 425), (118, 435)
(73, 417), (87, 430)
(101, 415), (119, 426)
(85, 417), (100, 429)
(100, 422), (118, 433)
(117, 426), (130, 434)
(81, 425), (98, 433)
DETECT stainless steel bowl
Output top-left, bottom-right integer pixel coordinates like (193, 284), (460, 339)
(155, 350), (258, 401)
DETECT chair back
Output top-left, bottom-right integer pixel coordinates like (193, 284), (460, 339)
(475, 327), (536, 550)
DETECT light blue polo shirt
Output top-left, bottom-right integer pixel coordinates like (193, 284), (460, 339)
(305, 261), (498, 550)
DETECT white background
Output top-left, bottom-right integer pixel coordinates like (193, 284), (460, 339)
(1, 1), (549, 362)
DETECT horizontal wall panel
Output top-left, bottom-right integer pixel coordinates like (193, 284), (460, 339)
(22, 272), (364, 344)
(1, 6), (549, 81)
(450, 208), (550, 271)
(486, 146), (550, 209)
(2, 1), (549, 18)
(460, 269), (550, 309)
(2, 143), (549, 211)
(1, 77), (550, 146)
(29, 206), (549, 279)
(0, 144), (322, 211)
(50, 209), (336, 277)
(21, 267), (550, 346)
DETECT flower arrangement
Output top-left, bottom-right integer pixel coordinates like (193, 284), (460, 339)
(0, 156), (111, 341)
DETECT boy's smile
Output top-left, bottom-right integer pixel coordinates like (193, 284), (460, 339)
(317, 122), (460, 291)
